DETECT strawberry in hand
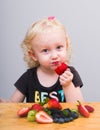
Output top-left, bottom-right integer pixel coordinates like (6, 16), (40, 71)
(77, 100), (90, 118)
(47, 98), (62, 110)
(55, 63), (68, 75)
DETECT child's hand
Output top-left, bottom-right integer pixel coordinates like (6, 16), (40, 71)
(59, 68), (73, 87)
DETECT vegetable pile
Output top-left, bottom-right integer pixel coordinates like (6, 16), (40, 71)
(17, 99), (95, 124)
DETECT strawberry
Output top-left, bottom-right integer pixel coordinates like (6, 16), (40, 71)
(31, 103), (44, 112)
(35, 111), (53, 123)
(17, 107), (30, 117)
(77, 100), (90, 118)
(47, 98), (62, 110)
(55, 63), (68, 75)
(84, 105), (94, 113)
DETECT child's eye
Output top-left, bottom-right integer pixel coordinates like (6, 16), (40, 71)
(42, 49), (49, 53)
(56, 45), (63, 50)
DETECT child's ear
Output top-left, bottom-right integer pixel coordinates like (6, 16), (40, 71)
(28, 50), (37, 61)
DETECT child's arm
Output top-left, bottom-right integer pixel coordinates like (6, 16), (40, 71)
(62, 83), (84, 102)
(59, 69), (84, 102)
(55, 63), (84, 102)
(0, 88), (25, 103)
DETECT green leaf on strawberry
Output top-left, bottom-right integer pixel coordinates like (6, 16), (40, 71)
(39, 97), (50, 106)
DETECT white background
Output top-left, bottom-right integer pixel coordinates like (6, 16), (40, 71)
(0, 0), (100, 102)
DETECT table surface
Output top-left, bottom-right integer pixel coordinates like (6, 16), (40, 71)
(0, 102), (100, 130)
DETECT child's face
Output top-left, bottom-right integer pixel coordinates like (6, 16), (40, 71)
(31, 27), (68, 70)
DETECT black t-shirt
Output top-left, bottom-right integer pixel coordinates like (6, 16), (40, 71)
(14, 66), (83, 103)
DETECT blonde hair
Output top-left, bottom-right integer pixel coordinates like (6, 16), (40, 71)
(21, 17), (72, 68)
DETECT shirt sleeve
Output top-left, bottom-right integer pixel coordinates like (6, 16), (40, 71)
(14, 70), (29, 96)
(69, 66), (83, 87)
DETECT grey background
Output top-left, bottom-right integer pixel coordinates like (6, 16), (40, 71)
(0, 0), (100, 102)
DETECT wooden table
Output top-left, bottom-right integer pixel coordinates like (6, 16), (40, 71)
(0, 102), (100, 130)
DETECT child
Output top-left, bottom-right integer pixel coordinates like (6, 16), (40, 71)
(0, 16), (84, 103)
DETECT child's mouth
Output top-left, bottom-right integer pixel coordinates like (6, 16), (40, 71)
(52, 61), (59, 66)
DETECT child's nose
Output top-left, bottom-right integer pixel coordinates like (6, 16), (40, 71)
(51, 51), (58, 59)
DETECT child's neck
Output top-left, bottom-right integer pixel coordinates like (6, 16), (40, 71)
(37, 66), (58, 87)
